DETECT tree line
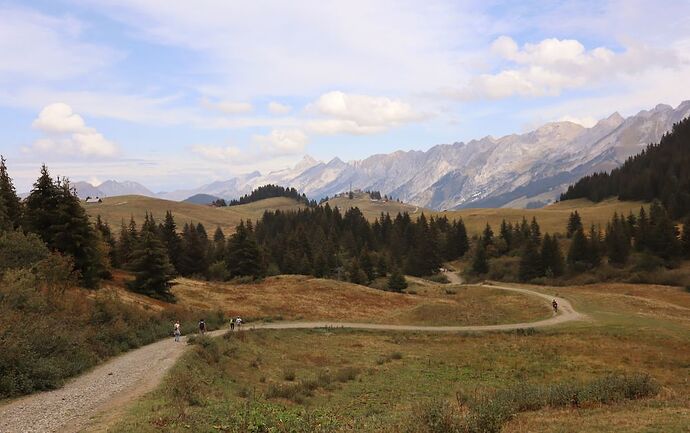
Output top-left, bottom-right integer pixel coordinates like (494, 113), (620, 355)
(560, 117), (690, 218)
(225, 184), (316, 207)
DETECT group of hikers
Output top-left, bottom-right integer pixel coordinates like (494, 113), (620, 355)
(172, 316), (243, 342)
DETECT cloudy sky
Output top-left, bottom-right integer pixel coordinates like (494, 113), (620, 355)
(1, 0), (689, 192)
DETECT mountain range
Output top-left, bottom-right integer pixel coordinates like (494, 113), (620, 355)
(70, 180), (156, 200)
(68, 101), (690, 210)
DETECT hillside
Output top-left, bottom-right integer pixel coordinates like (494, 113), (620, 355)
(85, 195), (305, 233)
(183, 193), (222, 205)
(326, 192), (424, 220)
(561, 117), (690, 218)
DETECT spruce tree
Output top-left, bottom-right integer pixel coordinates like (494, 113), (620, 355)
(179, 223), (207, 276)
(23, 165), (60, 245)
(499, 219), (513, 252)
(0, 156), (22, 229)
(212, 226), (226, 262)
(606, 213), (631, 266)
(567, 227), (589, 268)
(159, 211), (181, 272)
(566, 211), (583, 238)
(519, 238), (542, 281)
(541, 234), (564, 276)
(472, 243), (489, 275)
(387, 268), (408, 292)
(482, 223), (494, 247)
(226, 220), (264, 278)
(0, 195), (9, 232)
(588, 225), (602, 267)
(95, 215), (117, 268)
(126, 229), (176, 300)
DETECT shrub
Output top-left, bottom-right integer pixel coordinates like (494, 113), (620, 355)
(282, 368), (297, 381)
(425, 273), (450, 284)
(334, 366), (359, 382)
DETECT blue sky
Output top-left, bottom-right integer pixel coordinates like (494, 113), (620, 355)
(1, 0), (689, 192)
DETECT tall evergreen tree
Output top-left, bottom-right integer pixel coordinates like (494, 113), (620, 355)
(178, 223), (208, 276)
(0, 156), (22, 229)
(126, 229), (176, 300)
(23, 165), (60, 245)
(567, 227), (589, 268)
(482, 223), (494, 247)
(605, 213), (631, 266)
(387, 268), (408, 292)
(566, 211), (583, 238)
(159, 211), (182, 272)
(472, 243), (489, 275)
(681, 216), (690, 258)
(519, 238), (542, 281)
(587, 225), (602, 267)
(225, 220), (264, 278)
(212, 226), (226, 262)
(117, 219), (134, 267)
(541, 234), (564, 277)
(95, 215), (117, 268)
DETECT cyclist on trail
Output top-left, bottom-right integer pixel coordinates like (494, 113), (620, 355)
(552, 299), (558, 313)
(198, 319), (207, 335)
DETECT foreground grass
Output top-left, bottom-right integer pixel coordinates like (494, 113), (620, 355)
(111, 282), (690, 433)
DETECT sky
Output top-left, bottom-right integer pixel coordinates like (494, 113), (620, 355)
(1, 0), (690, 193)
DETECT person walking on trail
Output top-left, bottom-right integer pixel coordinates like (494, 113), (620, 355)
(552, 299), (558, 313)
(199, 319), (206, 335)
(235, 317), (242, 330)
(173, 321), (181, 342)
(230, 319), (235, 331)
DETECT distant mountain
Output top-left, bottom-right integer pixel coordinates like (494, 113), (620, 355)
(69, 180), (156, 200)
(184, 193), (222, 205)
(162, 100), (690, 209)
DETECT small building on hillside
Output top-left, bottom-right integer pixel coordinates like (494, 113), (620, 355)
(84, 196), (103, 204)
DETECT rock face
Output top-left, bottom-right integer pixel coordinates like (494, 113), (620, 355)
(105, 100), (690, 209)
(71, 180), (156, 199)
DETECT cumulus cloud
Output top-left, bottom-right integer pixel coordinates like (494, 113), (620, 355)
(30, 103), (118, 157)
(451, 36), (678, 100)
(253, 129), (308, 155)
(268, 101), (292, 114)
(191, 144), (242, 161)
(201, 98), (253, 114)
(306, 91), (424, 134)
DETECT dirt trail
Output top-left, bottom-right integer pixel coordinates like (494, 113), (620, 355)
(0, 283), (583, 433)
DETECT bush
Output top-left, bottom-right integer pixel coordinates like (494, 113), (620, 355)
(206, 260), (229, 281)
(282, 368), (297, 381)
(425, 273), (450, 284)
(0, 231), (50, 275)
(334, 366), (359, 382)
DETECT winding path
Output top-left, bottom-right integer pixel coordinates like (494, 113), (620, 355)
(0, 282), (583, 433)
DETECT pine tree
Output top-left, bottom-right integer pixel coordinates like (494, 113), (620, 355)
(499, 219), (513, 252)
(530, 217), (541, 244)
(159, 211), (181, 272)
(212, 226), (226, 262)
(0, 156), (22, 229)
(23, 165), (60, 245)
(126, 229), (176, 300)
(566, 211), (583, 238)
(226, 220), (264, 278)
(0, 195), (10, 232)
(519, 238), (542, 281)
(95, 215), (117, 268)
(541, 234), (564, 276)
(635, 207), (649, 251)
(681, 216), (690, 258)
(117, 219), (134, 267)
(482, 223), (494, 247)
(567, 227), (589, 268)
(588, 225), (602, 267)
(472, 243), (489, 275)
(360, 250), (375, 281)
(178, 223), (207, 276)
(387, 268), (408, 292)
(606, 213), (631, 266)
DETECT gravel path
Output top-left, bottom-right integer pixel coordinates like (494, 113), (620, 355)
(0, 282), (583, 433)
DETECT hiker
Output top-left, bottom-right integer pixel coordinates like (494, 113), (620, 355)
(173, 321), (181, 342)
(199, 319), (206, 335)
(230, 319), (235, 331)
(235, 317), (242, 329)
(552, 299), (558, 313)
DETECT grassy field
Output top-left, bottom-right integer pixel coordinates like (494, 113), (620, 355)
(106, 274), (550, 327)
(107, 280), (690, 433)
(85, 195), (304, 233)
(86, 193), (644, 236)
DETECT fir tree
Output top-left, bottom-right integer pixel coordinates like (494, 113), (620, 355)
(117, 219), (134, 267)
(519, 238), (542, 281)
(588, 225), (602, 267)
(95, 215), (117, 268)
(567, 227), (589, 268)
(387, 268), (408, 292)
(212, 226), (226, 262)
(472, 243), (489, 275)
(499, 219), (513, 251)
(541, 234), (564, 277)
(126, 229), (176, 300)
(0, 195), (10, 232)
(566, 211), (583, 238)
(159, 211), (182, 272)
(0, 156), (22, 229)
(23, 165), (60, 245)
(482, 223), (494, 247)
(605, 213), (631, 266)
(178, 223), (208, 276)
(226, 220), (264, 278)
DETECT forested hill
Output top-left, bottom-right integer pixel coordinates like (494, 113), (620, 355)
(228, 184), (315, 207)
(560, 117), (690, 218)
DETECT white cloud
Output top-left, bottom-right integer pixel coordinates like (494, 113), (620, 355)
(191, 144), (242, 162)
(0, 6), (119, 82)
(452, 36), (679, 100)
(201, 98), (253, 114)
(253, 129), (308, 155)
(306, 91), (424, 135)
(30, 103), (118, 157)
(268, 101), (292, 114)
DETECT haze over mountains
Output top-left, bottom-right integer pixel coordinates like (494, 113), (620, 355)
(69, 101), (690, 210)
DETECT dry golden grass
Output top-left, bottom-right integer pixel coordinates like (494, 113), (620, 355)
(85, 195), (304, 233)
(169, 275), (549, 326)
(87, 193), (644, 236)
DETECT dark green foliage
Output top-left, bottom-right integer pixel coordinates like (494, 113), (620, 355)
(0, 231), (50, 274)
(481, 223), (494, 247)
(178, 222), (209, 276)
(387, 269), (408, 292)
(561, 117), (690, 218)
(605, 213), (631, 266)
(228, 184), (315, 207)
(23, 167), (103, 288)
(518, 239), (542, 282)
(540, 234), (564, 277)
(0, 156), (22, 229)
(159, 211), (182, 272)
(566, 211), (583, 238)
(126, 227), (176, 301)
(681, 216), (690, 257)
(567, 227), (589, 268)
(472, 243), (489, 275)
(95, 215), (117, 270)
(225, 220), (264, 278)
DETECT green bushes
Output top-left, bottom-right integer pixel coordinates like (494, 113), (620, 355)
(408, 373), (659, 433)
(0, 265), (224, 400)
